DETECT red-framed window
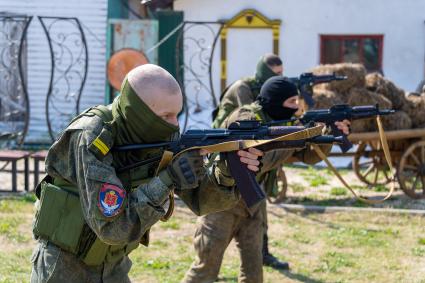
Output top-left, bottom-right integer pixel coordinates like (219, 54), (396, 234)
(320, 35), (384, 72)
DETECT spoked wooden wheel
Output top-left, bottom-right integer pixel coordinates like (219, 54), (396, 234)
(353, 141), (392, 187)
(397, 141), (425, 199)
(267, 166), (288, 204)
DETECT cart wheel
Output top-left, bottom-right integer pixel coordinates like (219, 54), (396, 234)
(397, 140), (425, 199)
(267, 166), (288, 204)
(353, 141), (392, 187)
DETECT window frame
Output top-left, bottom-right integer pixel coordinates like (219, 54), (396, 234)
(320, 34), (384, 71)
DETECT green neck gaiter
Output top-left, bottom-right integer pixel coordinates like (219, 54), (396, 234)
(255, 57), (278, 84)
(110, 78), (179, 178)
(111, 78), (179, 145)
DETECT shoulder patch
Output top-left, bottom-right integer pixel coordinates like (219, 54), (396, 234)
(98, 183), (126, 217)
(89, 127), (113, 160)
(93, 137), (110, 155)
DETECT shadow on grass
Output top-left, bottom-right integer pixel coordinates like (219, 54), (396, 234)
(277, 270), (326, 283)
(283, 193), (406, 208)
(270, 205), (391, 234)
(216, 276), (237, 282)
(218, 271), (325, 283)
(283, 196), (370, 208)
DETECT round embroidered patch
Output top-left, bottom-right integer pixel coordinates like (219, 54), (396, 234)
(98, 183), (126, 217)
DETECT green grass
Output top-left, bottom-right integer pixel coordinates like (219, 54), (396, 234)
(310, 175), (328, 187)
(290, 183), (306, 193)
(2, 185), (425, 283)
(412, 247), (425, 257)
(330, 187), (348, 196)
(0, 216), (31, 243)
(350, 184), (369, 191)
(315, 251), (356, 273)
(0, 194), (36, 214)
(159, 218), (180, 230)
(0, 250), (32, 283)
(373, 184), (389, 192)
(292, 232), (313, 244)
(299, 166), (328, 187)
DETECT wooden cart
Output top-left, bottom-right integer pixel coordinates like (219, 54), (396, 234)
(329, 128), (425, 199)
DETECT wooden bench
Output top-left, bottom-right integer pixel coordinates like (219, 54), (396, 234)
(31, 150), (48, 187)
(0, 150), (30, 192)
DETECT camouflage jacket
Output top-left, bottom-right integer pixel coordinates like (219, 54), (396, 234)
(45, 114), (239, 246)
(220, 102), (332, 215)
(212, 78), (261, 128)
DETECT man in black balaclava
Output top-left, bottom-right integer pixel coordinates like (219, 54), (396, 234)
(212, 53), (283, 128)
(257, 75), (300, 121)
(183, 77), (350, 283)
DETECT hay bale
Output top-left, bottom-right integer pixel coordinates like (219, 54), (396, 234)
(350, 119), (373, 133)
(350, 110), (411, 133)
(404, 95), (425, 128)
(345, 88), (392, 133)
(347, 88), (393, 109)
(312, 89), (345, 109)
(369, 111), (412, 131)
(310, 63), (366, 94)
(365, 72), (407, 110)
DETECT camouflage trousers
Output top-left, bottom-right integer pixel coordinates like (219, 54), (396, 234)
(30, 239), (132, 283)
(183, 201), (265, 283)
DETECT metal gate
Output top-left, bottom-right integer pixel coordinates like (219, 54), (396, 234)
(39, 16), (88, 142)
(0, 14), (88, 145)
(175, 21), (223, 131)
(0, 13), (31, 147)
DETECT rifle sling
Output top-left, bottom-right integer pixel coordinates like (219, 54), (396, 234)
(174, 125), (324, 158)
(155, 150), (175, 222)
(311, 116), (395, 204)
(154, 125), (324, 217)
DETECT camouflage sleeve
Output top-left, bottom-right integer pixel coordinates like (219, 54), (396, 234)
(222, 107), (257, 128)
(259, 149), (294, 173)
(235, 82), (255, 106)
(71, 129), (172, 245)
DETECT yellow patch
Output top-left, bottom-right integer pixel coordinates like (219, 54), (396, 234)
(93, 137), (110, 155)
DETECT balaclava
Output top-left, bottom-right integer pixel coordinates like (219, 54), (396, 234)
(257, 76), (299, 121)
(255, 55), (279, 84)
(110, 77), (180, 169)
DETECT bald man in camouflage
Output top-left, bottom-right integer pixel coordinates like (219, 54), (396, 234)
(30, 64), (263, 283)
(212, 54), (288, 270)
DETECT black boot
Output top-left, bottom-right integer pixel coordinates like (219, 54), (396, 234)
(262, 233), (289, 270)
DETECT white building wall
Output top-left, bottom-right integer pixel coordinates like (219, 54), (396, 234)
(0, 0), (107, 143)
(175, 0), (425, 94)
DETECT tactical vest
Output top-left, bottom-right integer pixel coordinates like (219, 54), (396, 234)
(212, 77), (262, 128)
(33, 105), (157, 266)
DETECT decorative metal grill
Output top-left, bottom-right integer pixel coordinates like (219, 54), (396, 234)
(38, 16), (88, 141)
(0, 13), (32, 147)
(175, 21), (223, 131)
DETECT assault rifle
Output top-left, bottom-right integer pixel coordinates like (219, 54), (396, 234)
(267, 104), (395, 153)
(114, 120), (343, 207)
(288, 72), (347, 107)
